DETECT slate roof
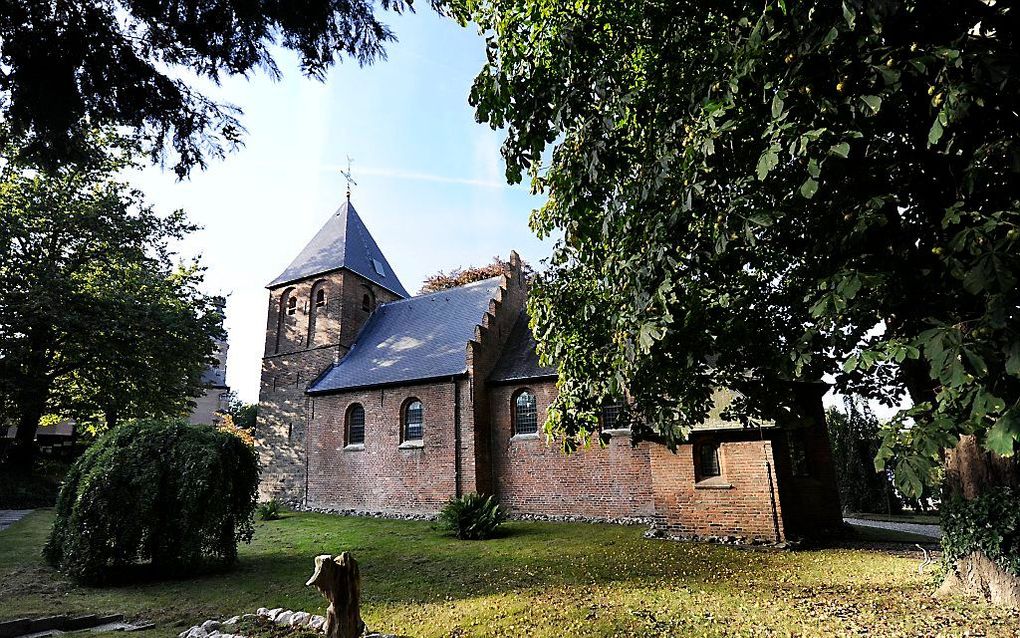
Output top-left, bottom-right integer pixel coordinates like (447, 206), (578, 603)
(488, 309), (557, 383)
(268, 200), (410, 297)
(307, 277), (505, 393)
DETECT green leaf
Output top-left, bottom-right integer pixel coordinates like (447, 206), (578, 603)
(928, 118), (944, 145)
(842, 354), (859, 372)
(984, 412), (1019, 456)
(963, 348), (988, 376)
(756, 145), (779, 180)
(861, 95), (882, 114)
(830, 142), (850, 159)
(800, 178), (818, 199)
(842, 1), (856, 29)
(821, 26), (839, 47)
(1006, 343), (1020, 377)
(637, 323), (662, 353)
(807, 158), (820, 178)
(771, 93), (784, 119)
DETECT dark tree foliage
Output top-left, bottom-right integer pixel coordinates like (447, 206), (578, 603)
(467, 0), (1019, 498)
(826, 400), (898, 515)
(0, 0), (467, 177)
(419, 255), (534, 294)
(225, 393), (259, 432)
(0, 133), (224, 466)
(44, 418), (259, 585)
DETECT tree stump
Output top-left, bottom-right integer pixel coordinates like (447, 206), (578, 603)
(306, 552), (364, 638)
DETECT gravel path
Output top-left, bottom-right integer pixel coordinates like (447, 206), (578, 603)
(845, 516), (942, 540)
(0, 509), (34, 531)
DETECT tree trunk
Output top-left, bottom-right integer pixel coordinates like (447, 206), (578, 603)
(938, 435), (1020, 608)
(306, 552), (364, 638)
(9, 388), (46, 470)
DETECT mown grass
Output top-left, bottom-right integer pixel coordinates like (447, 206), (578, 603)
(2, 510), (1016, 638)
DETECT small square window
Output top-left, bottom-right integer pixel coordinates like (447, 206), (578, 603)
(372, 258), (386, 276)
(600, 402), (624, 430)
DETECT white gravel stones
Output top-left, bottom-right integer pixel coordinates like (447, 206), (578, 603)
(181, 607), (330, 638)
(273, 611), (293, 626)
(288, 612), (311, 627)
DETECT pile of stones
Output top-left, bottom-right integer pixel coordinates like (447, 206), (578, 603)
(178, 608), (395, 638)
(177, 615), (253, 638)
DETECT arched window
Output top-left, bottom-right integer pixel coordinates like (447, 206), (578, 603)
(275, 287), (296, 354)
(512, 390), (538, 435)
(307, 281), (328, 347)
(402, 399), (423, 441)
(361, 287), (375, 312)
(346, 403), (365, 446)
(698, 441), (722, 479)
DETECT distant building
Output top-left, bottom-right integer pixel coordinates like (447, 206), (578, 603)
(256, 198), (843, 542)
(188, 316), (230, 425)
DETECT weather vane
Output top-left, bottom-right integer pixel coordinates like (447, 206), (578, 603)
(341, 156), (357, 202)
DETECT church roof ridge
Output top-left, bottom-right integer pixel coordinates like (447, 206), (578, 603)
(378, 276), (504, 307)
(267, 199), (410, 297)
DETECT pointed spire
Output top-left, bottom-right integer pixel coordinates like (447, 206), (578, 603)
(267, 200), (409, 298)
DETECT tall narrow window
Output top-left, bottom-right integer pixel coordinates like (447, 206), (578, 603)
(513, 390), (538, 435)
(403, 399), (423, 441)
(287, 296), (297, 316)
(346, 403), (365, 446)
(362, 293), (372, 312)
(698, 442), (721, 479)
(315, 288), (326, 307)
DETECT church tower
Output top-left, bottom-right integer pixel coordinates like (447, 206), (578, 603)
(257, 199), (408, 503)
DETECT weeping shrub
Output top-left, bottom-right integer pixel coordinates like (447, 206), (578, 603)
(438, 492), (506, 540)
(44, 418), (259, 584)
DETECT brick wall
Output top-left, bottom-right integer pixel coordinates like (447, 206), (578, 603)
(488, 380), (657, 520)
(305, 379), (469, 513)
(465, 253), (529, 498)
(256, 269), (402, 505)
(649, 436), (786, 542)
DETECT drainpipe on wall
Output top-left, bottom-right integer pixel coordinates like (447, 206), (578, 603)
(453, 376), (462, 498)
(304, 396), (312, 509)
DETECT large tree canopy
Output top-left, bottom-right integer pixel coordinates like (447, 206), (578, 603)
(0, 0), (465, 177)
(467, 0), (1018, 498)
(0, 135), (224, 464)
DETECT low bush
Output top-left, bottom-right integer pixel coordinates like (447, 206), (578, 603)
(257, 499), (282, 521)
(941, 486), (1020, 576)
(44, 418), (259, 584)
(438, 492), (506, 540)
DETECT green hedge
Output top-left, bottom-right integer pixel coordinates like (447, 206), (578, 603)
(941, 487), (1020, 576)
(44, 418), (259, 584)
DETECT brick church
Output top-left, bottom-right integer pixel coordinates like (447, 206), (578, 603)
(256, 199), (843, 541)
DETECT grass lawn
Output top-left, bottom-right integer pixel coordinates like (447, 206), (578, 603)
(2, 510), (1017, 638)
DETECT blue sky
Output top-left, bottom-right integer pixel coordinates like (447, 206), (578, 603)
(131, 10), (550, 403)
